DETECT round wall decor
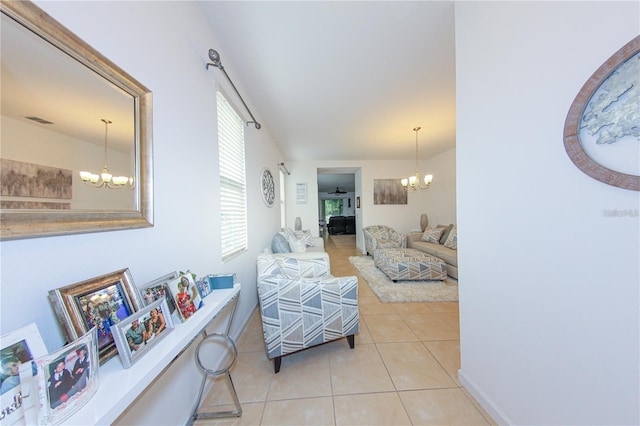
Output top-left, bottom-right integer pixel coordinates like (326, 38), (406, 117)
(260, 167), (275, 207)
(563, 35), (639, 191)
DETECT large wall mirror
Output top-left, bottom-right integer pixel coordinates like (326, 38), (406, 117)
(0, 1), (153, 240)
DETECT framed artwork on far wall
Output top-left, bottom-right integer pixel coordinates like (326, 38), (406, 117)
(373, 179), (407, 205)
(48, 269), (142, 364)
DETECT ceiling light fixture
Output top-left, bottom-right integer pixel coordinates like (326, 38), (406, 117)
(401, 126), (433, 191)
(79, 119), (134, 189)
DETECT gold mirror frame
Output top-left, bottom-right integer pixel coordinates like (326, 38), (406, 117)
(0, 0), (153, 240)
(563, 35), (640, 191)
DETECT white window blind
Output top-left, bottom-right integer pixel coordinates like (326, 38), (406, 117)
(217, 91), (247, 261)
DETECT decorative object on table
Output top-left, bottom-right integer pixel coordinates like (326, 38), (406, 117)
(33, 327), (99, 425)
(112, 298), (174, 369)
(167, 272), (203, 322)
(373, 179), (407, 205)
(207, 273), (236, 291)
(401, 126), (433, 191)
(0, 323), (48, 425)
(294, 216), (302, 231)
(563, 35), (640, 191)
(420, 213), (429, 232)
(349, 256), (458, 303)
(260, 167), (275, 207)
(296, 183), (307, 204)
(137, 272), (178, 315)
(48, 269), (142, 365)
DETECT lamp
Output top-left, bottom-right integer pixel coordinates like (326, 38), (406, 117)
(401, 126), (433, 191)
(79, 119), (134, 189)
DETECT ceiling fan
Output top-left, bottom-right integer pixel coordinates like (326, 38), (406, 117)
(329, 187), (348, 194)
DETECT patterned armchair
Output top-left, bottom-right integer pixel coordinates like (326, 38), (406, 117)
(256, 252), (359, 373)
(363, 225), (406, 257)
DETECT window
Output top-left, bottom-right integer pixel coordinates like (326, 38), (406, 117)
(217, 92), (247, 261)
(323, 199), (343, 223)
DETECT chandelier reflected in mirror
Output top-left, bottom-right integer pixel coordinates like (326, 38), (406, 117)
(79, 119), (134, 189)
(401, 126), (433, 191)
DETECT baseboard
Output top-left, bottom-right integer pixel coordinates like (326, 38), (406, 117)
(458, 368), (513, 425)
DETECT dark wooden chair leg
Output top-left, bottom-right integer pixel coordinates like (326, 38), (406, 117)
(347, 334), (355, 349)
(273, 356), (282, 374)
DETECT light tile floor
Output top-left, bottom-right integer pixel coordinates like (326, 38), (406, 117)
(196, 235), (495, 425)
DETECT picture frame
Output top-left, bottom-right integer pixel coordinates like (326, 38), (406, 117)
(1, 323), (47, 425)
(33, 327), (98, 425)
(112, 298), (175, 369)
(137, 272), (178, 315)
(373, 179), (407, 205)
(356, 196), (361, 209)
(48, 268), (142, 365)
(167, 273), (203, 322)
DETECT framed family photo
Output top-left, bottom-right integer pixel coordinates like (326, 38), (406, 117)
(112, 298), (175, 369)
(137, 272), (178, 315)
(167, 273), (203, 322)
(48, 268), (142, 364)
(0, 323), (47, 425)
(34, 327), (98, 425)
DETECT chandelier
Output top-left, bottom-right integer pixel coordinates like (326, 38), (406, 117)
(401, 126), (433, 191)
(79, 119), (134, 189)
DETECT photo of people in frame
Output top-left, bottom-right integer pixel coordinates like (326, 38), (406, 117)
(0, 340), (32, 395)
(75, 282), (132, 350)
(122, 306), (167, 355)
(168, 274), (203, 321)
(46, 344), (90, 410)
(140, 282), (176, 314)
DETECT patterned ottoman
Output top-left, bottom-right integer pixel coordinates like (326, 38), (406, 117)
(374, 248), (448, 281)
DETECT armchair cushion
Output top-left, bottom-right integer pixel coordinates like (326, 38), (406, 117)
(363, 225), (406, 257)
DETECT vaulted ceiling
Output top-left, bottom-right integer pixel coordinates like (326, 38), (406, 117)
(199, 1), (456, 163)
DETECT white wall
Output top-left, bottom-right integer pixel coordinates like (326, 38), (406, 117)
(286, 153), (456, 252)
(1, 2), (282, 424)
(456, 2), (639, 425)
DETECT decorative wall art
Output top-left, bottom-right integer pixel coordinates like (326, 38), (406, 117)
(564, 35), (640, 191)
(0, 159), (72, 204)
(260, 167), (275, 207)
(373, 179), (407, 205)
(33, 327), (99, 425)
(48, 269), (142, 364)
(296, 183), (307, 204)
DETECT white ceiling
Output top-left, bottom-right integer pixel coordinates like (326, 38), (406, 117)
(199, 1), (456, 163)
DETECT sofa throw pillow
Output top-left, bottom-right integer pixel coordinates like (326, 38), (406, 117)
(271, 233), (291, 253)
(289, 239), (306, 253)
(280, 227), (296, 243)
(421, 226), (444, 244)
(438, 224), (454, 245)
(294, 229), (313, 246)
(444, 226), (457, 250)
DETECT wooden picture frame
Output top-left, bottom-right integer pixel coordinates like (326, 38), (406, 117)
(112, 298), (174, 369)
(48, 269), (142, 364)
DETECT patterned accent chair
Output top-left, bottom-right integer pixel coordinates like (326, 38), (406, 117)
(256, 252), (359, 373)
(363, 225), (406, 258)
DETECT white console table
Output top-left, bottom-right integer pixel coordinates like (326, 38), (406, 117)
(31, 284), (241, 425)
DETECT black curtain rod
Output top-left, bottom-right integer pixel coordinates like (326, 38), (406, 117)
(206, 49), (261, 130)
